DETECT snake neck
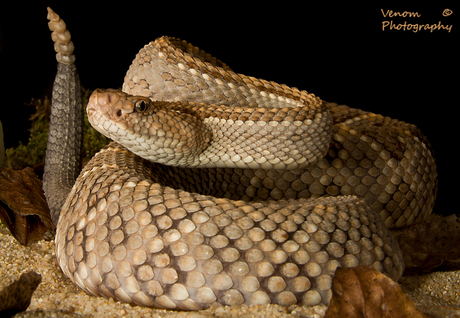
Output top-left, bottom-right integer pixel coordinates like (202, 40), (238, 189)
(43, 8), (83, 227)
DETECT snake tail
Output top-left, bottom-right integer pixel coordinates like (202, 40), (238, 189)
(43, 7), (83, 227)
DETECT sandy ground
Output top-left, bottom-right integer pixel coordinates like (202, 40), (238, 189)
(1, 225), (460, 318)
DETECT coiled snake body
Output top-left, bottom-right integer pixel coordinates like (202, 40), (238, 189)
(44, 8), (437, 310)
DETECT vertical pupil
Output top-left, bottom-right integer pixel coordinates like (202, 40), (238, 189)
(137, 101), (146, 112)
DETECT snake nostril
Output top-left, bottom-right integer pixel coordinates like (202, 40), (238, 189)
(116, 109), (123, 117)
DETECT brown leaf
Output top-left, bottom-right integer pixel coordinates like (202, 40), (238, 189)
(325, 266), (432, 318)
(393, 214), (460, 274)
(0, 167), (54, 245)
(0, 271), (42, 316)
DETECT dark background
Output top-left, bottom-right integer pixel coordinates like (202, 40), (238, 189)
(0, 2), (457, 216)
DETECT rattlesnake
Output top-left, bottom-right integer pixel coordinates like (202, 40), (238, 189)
(43, 8), (437, 310)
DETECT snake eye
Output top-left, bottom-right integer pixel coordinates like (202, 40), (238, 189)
(135, 100), (149, 112)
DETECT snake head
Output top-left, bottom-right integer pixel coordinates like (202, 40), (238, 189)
(86, 89), (212, 166)
(87, 89), (153, 128)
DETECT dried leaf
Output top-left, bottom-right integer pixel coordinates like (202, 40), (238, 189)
(325, 266), (432, 318)
(393, 214), (460, 274)
(416, 305), (460, 317)
(0, 167), (53, 245)
(0, 271), (41, 316)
